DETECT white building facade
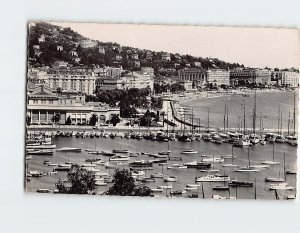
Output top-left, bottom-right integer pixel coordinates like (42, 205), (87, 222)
(47, 67), (96, 95)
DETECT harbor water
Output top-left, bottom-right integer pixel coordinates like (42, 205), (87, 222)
(26, 136), (297, 199)
(183, 90), (298, 131)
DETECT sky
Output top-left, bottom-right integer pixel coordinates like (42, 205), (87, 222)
(51, 22), (300, 69)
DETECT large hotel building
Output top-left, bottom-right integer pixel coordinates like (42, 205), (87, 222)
(96, 68), (154, 91)
(273, 71), (299, 87)
(178, 68), (230, 88)
(230, 68), (271, 86)
(47, 67), (96, 95)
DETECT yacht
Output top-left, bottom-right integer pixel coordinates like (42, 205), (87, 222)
(184, 186), (198, 191)
(164, 176), (178, 182)
(265, 133), (276, 143)
(27, 150), (54, 155)
(233, 138), (251, 147)
(222, 164), (238, 167)
(141, 177), (156, 182)
(260, 140), (266, 145)
(275, 135), (285, 143)
(112, 149), (129, 154)
(181, 149), (198, 154)
(249, 164), (269, 169)
(249, 134), (260, 144)
(85, 158), (101, 163)
(202, 133), (212, 142)
(221, 155), (237, 159)
(186, 184), (200, 188)
(109, 155), (130, 162)
(261, 160), (280, 165)
(235, 166), (259, 172)
(202, 157), (224, 163)
(195, 174), (230, 182)
(269, 183), (294, 190)
(183, 161), (211, 169)
(101, 151), (116, 156)
(129, 160), (153, 167)
(228, 179), (253, 187)
(286, 170), (297, 175)
(158, 185), (172, 189)
(170, 190), (187, 195)
(150, 173), (164, 178)
(212, 195), (236, 200)
(158, 151), (171, 155)
(265, 177), (285, 182)
(37, 189), (52, 193)
(286, 136), (298, 146)
(167, 164), (187, 169)
(153, 154), (169, 159)
(213, 185), (229, 191)
(56, 147), (81, 152)
(26, 144), (56, 150)
(150, 187), (164, 192)
(131, 170), (145, 178)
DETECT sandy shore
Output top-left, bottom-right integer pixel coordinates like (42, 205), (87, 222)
(177, 88), (291, 105)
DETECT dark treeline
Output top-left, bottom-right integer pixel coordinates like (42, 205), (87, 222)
(154, 83), (185, 94)
(86, 88), (162, 118)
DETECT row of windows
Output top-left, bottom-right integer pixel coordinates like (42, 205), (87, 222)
(32, 100), (54, 104)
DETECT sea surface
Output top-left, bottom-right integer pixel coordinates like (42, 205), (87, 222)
(183, 90), (298, 131)
(26, 136), (297, 200)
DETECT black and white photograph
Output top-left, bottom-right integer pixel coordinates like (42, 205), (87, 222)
(25, 21), (299, 200)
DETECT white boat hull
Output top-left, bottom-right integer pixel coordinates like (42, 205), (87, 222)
(261, 161), (280, 165)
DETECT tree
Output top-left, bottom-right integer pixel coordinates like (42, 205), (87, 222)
(170, 83), (185, 93)
(52, 112), (61, 124)
(65, 116), (72, 125)
(55, 166), (96, 194)
(109, 114), (120, 126)
(105, 169), (151, 196)
(151, 97), (163, 109)
(89, 114), (98, 126)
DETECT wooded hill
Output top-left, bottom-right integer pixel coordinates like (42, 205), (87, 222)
(27, 22), (245, 73)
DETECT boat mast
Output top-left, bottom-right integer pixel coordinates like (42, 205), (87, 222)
(166, 105), (169, 136)
(247, 146), (251, 168)
(253, 90), (257, 135)
(277, 105), (280, 135)
(288, 111), (290, 135)
(226, 104), (229, 132)
(198, 118), (201, 134)
(224, 102), (226, 133)
(243, 99), (246, 135)
(191, 109), (194, 134)
(272, 143), (275, 162)
(183, 113), (186, 135)
(280, 109), (283, 135)
(259, 113), (262, 137)
(293, 90), (296, 135)
(231, 145), (234, 165)
(207, 107), (210, 133)
(180, 115), (183, 134)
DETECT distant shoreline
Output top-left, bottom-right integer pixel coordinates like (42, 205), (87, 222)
(177, 88), (294, 105)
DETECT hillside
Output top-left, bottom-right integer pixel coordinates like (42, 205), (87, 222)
(27, 22), (245, 74)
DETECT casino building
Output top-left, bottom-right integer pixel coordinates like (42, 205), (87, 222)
(27, 85), (119, 125)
